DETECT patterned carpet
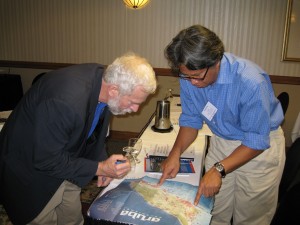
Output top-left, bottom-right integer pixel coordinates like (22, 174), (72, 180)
(0, 205), (11, 225)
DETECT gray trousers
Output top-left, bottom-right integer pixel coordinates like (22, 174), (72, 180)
(28, 180), (84, 225)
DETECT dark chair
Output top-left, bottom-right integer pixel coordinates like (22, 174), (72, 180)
(32, 72), (47, 85)
(277, 92), (289, 115)
(0, 74), (23, 111)
(271, 138), (300, 224)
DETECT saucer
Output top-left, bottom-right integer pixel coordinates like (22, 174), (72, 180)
(151, 125), (173, 133)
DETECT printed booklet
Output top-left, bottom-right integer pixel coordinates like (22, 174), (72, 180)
(87, 176), (214, 225)
(144, 155), (195, 173)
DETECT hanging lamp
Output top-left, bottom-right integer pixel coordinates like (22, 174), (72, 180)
(123, 0), (149, 9)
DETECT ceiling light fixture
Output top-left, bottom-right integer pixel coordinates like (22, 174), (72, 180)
(123, 0), (149, 9)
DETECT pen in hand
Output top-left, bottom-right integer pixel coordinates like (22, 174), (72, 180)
(115, 160), (127, 164)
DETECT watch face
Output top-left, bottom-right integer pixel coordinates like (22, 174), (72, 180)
(214, 162), (226, 178)
(216, 164), (223, 171)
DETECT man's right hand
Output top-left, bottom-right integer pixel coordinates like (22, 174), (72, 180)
(158, 151), (181, 185)
(96, 154), (131, 179)
(158, 127), (198, 185)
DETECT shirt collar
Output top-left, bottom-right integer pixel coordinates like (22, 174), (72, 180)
(214, 53), (234, 85)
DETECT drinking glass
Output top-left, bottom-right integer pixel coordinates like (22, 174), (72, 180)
(123, 138), (143, 164)
(128, 138), (143, 163)
(122, 146), (136, 169)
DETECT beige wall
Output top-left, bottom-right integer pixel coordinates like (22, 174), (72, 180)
(1, 0), (300, 76)
(1, 0), (300, 146)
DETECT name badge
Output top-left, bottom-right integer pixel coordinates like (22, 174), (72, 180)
(202, 101), (217, 121)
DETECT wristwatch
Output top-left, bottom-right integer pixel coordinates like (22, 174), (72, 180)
(214, 162), (226, 178)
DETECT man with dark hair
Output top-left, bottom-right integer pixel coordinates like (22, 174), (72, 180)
(0, 52), (157, 225)
(159, 25), (285, 225)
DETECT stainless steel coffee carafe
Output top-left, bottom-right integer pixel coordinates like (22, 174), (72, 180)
(154, 100), (171, 130)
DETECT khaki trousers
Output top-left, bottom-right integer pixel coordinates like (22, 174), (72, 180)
(205, 127), (285, 225)
(28, 180), (84, 225)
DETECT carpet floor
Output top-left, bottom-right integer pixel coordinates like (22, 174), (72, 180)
(0, 139), (127, 225)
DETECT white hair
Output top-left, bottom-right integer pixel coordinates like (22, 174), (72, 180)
(103, 52), (157, 95)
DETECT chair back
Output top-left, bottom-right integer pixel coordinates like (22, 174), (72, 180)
(277, 92), (289, 115)
(0, 74), (23, 111)
(32, 72), (47, 85)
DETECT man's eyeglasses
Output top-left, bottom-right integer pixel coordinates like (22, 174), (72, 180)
(179, 67), (210, 81)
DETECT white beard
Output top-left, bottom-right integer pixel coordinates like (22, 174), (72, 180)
(107, 96), (133, 115)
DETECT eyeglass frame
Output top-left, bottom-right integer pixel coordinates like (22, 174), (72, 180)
(178, 67), (210, 81)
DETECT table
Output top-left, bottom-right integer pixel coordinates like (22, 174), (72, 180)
(87, 97), (213, 224)
(0, 110), (12, 131)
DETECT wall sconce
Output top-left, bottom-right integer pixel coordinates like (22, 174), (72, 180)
(123, 0), (149, 9)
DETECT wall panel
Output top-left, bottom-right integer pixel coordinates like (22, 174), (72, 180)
(0, 0), (300, 76)
(0, 0), (300, 146)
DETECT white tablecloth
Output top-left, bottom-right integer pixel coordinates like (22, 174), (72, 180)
(0, 110), (12, 131)
(98, 97), (212, 195)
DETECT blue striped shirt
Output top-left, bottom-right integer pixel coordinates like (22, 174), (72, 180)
(179, 53), (283, 150)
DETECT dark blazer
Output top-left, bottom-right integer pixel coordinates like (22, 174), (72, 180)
(0, 64), (111, 225)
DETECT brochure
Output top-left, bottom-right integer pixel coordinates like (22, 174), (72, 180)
(87, 176), (214, 225)
(144, 155), (195, 173)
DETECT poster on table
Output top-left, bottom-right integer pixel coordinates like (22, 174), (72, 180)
(88, 176), (214, 225)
